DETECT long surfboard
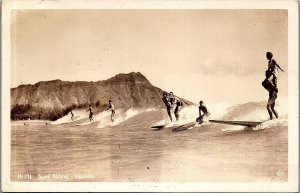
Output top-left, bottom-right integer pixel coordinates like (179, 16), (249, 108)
(172, 122), (198, 132)
(151, 124), (168, 129)
(209, 120), (262, 127)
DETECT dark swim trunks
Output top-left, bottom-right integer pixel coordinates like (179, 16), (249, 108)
(268, 90), (277, 105)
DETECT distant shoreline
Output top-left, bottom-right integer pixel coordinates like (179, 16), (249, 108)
(11, 120), (52, 126)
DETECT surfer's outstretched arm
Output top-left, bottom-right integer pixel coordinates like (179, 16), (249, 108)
(275, 61), (284, 72)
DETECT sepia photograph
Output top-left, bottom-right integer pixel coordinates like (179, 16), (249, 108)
(1, 0), (299, 192)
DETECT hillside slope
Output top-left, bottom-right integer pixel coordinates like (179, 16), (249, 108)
(11, 72), (193, 120)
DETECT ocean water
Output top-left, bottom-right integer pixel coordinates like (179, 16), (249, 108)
(11, 108), (288, 182)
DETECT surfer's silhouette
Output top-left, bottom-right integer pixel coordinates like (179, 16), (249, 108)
(173, 96), (183, 121)
(86, 104), (94, 122)
(263, 52), (284, 120)
(105, 100), (115, 122)
(168, 92), (183, 121)
(162, 92), (173, 121)
(263, 69), (279, 120)
(197, 100), (210, 124)
(266, 52), (284, 78)
(70, 111), (74, 121)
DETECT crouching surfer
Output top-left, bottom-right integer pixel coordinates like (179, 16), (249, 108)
(197, 100), (210, 124)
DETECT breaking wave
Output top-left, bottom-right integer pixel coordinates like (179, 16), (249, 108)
(153, 102), (231, 127)
(95, 109), (142, 128)
(51, 108), (157, 127)
(51, 99), (288, 131)
(219, 100), (288, 132)
(252, 115), (288, 131)
(51, 109), (87, 125)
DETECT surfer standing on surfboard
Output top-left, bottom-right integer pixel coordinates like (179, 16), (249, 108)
(197, 100), (210, 124)
(86, 104), (94, 122)
(174, 96), (183, 121)
(162, 92), (173, 121)
(263, 52), (284, 120)
(168, 92), (183, 121)
(105, 100), (115, 123)
(263, 69), (279, 120)
(70, 110), (74, 121)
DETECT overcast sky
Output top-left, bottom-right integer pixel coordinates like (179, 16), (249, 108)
(11, 9), (288, 105)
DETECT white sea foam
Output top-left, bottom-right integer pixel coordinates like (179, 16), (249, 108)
(74, 121), (94, 126)
(253, 115), (288, 131)
(153, 103), (230, 128)
(220, 105), (288, 132)
(219, 114), (288, 132)
(96, 108), (152, 128)
(51, 108), (149, 127)
(51, 110), (87, 125)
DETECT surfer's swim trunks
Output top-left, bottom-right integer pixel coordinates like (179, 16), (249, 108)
(268, 90), (277, 105)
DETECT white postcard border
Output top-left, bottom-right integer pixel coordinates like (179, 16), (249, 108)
(2, 0), (298, 192)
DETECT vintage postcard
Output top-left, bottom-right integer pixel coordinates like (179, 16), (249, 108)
(1, 0), (299, 192)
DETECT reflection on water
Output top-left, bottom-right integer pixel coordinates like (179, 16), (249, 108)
(11, 111), (287, 182)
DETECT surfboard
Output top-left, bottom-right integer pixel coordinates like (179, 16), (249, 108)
(151, 124), (168, 129)
(172, 122), (198, 132)
(209, 120), (262, 127)
(151, 123), (170, 130)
